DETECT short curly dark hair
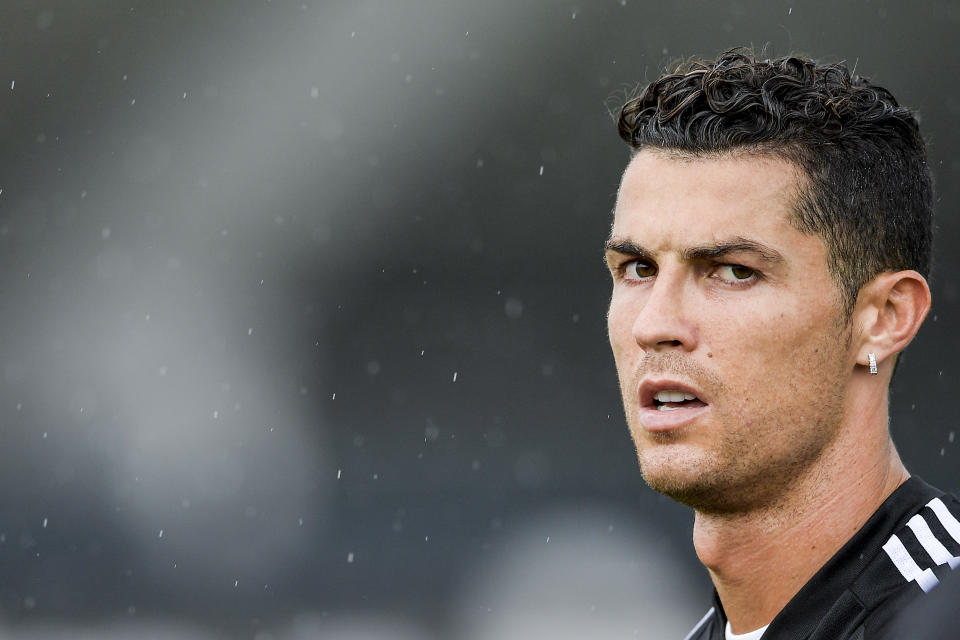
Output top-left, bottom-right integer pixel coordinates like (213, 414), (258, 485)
(617, 48), (933, 315)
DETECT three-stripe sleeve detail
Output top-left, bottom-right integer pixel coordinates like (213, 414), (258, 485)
(881, 497), (960, 593)
(906, 513), (960, 569)
(882, 534), (940, 592)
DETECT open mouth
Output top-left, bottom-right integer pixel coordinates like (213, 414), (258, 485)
(652, 390), (707, 411)
(637, 382), (710, 430)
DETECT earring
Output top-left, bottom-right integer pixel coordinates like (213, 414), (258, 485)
(868, 353), (878, 375)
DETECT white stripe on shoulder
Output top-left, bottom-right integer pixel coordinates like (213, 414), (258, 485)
(906, 513), (960, 569)
(882, 533), (939, 592)
(927, 497), (960, 546)
(682, 606), (716, 640)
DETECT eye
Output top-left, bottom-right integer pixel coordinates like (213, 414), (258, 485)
(714, 264), (757, 283)
(623, 260), (657, 281)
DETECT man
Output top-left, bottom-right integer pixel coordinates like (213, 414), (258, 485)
(604, 49), (960, 639)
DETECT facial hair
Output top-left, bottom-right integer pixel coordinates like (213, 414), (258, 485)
(622, 346), (848, 516)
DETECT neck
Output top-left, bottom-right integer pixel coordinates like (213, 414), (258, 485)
(694, 385), (908, 634)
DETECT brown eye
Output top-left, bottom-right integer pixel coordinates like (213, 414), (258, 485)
(625, 260), (657, 280)
(716, 264), (756, 282)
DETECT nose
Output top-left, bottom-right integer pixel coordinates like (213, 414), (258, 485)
(631, 271), (698, 352)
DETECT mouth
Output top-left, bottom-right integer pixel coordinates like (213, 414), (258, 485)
(637, 380), (710, 431)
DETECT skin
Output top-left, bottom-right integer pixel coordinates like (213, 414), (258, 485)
(605, 149), (931, 633)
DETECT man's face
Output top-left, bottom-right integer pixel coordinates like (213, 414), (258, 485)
(606, 150), (855, 513)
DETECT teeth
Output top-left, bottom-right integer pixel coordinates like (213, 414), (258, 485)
(654, 390), (697, 403)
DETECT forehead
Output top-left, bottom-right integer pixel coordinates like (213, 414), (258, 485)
(612, 150), (805, 250)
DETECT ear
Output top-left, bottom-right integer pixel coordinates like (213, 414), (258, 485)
(852, 270), (931, 373)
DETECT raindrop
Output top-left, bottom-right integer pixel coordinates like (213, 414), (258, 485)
(247, 327), (253, 336)
(182, 92), (187, 99)
(10, 80), (14, 90)
(950, 431), (955, 443)
(130, 99), (136, 105)
(212, 410), (219, 419)
(42, 432), (47, 439)
(298, 518), (303, 526)
(788, 7), (792, 14)
(347, 552), (355, 563)
(538, 165), (544, 175)
(101, 227), (111, 239)
(42, 518), (48, 529)
(234, 580), (238, 588)
(158, 529), (164, 538)
(310, 87), (319, 99)
(331, 392), (336, 400)
(337, 469), (342, 479)
(452, 371), (458, 382)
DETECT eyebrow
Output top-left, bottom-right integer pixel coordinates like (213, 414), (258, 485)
(603, 236), (785, 265)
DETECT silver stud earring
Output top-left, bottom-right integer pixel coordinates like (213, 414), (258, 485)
(868, 353), (878, 375)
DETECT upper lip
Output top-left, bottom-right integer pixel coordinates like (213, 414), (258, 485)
(638, 378), (708, 408)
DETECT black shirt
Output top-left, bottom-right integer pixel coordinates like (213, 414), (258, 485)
(683, 477), (960, 640)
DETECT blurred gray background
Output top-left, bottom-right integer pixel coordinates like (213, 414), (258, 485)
(0, 1), (957, 638)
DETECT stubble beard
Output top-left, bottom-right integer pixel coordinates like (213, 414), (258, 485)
(623, 336), (850, 516)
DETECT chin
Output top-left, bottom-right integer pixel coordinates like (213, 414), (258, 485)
(637, 447), (748, 513)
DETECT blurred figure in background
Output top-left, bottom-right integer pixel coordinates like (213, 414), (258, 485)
(605, 49), (959, 639)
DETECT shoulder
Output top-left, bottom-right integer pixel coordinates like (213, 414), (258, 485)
(772, 481), (959, 639)
(858, 491), (960, 638)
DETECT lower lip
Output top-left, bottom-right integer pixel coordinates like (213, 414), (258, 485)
(639, 404), (710, 431)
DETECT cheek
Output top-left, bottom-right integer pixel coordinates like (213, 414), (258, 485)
(607, 297), (641, 392)
(606, 297), (631, 355)
(712, 304), (846, 414)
